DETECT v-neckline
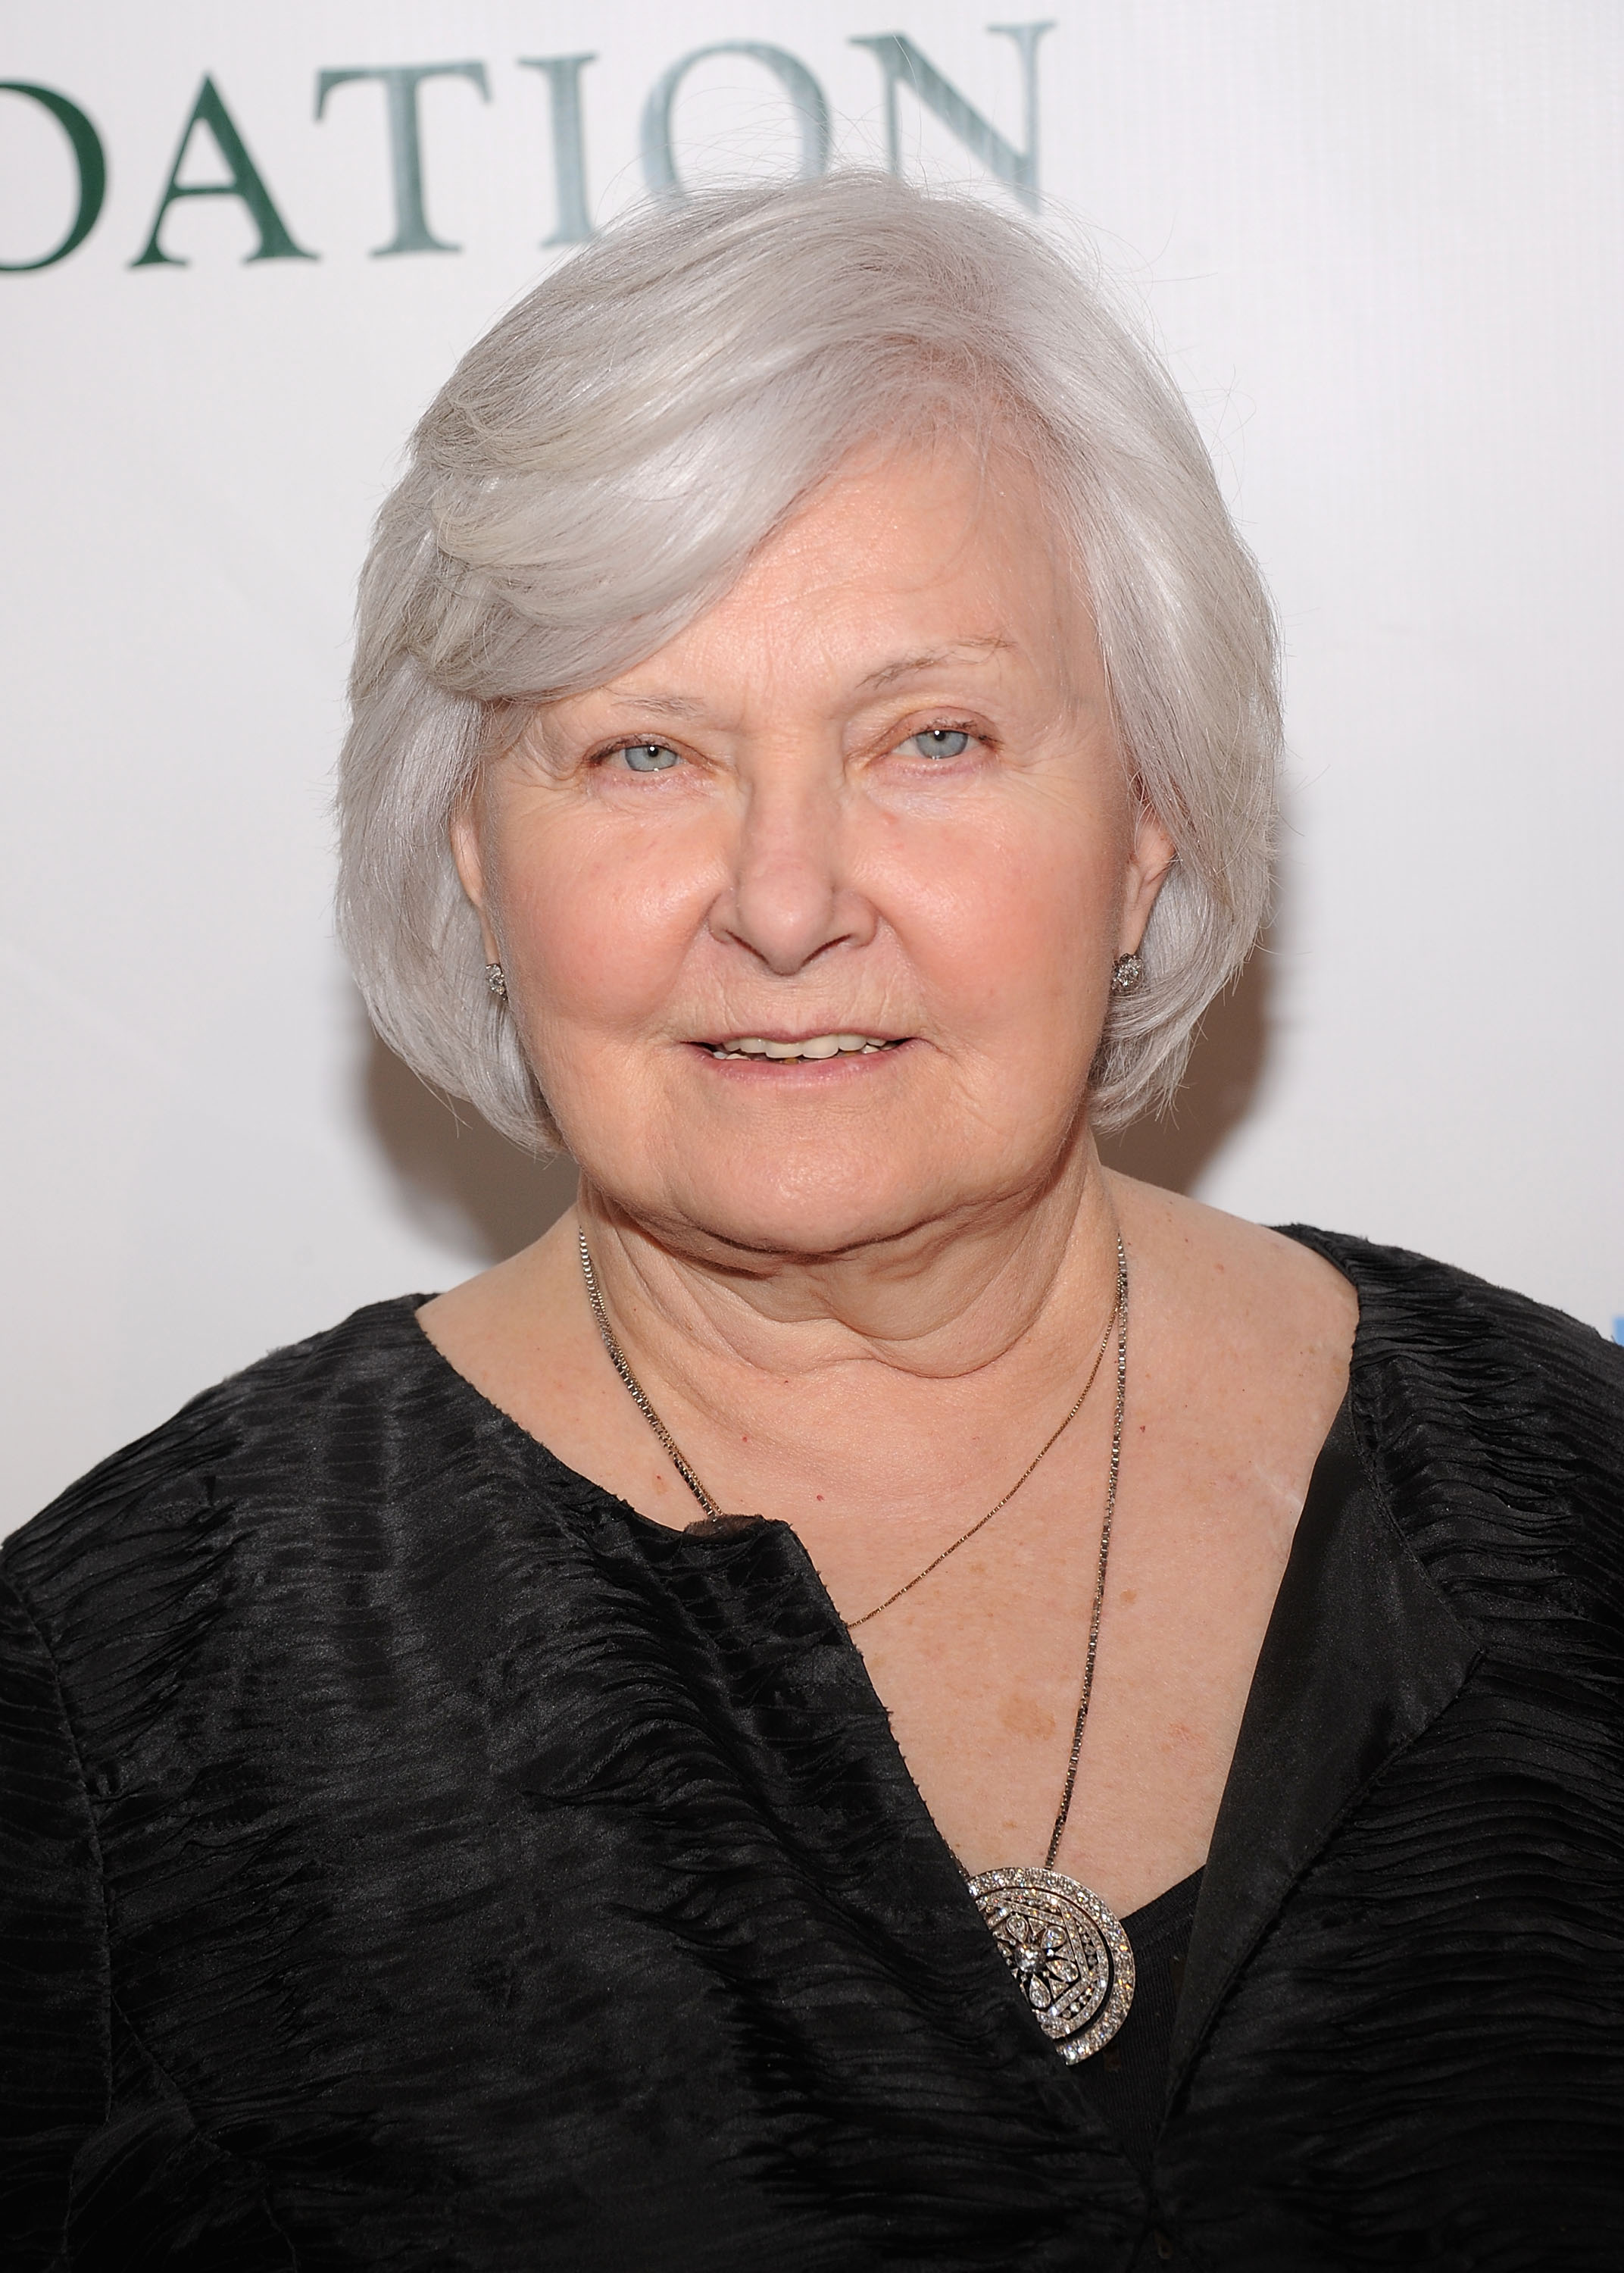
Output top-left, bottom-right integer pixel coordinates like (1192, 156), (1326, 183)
(401, 1226), (1480, 2103)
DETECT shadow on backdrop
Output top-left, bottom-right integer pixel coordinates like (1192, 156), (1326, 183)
(1097, 942), (1273, 1192)
(362, 943), (1272, 1262)
(366, 1033), (578, 1265)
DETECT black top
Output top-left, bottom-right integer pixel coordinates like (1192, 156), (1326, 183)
(1072, 1868), (1204, 2178)
(3, 1229), (1623, 2271)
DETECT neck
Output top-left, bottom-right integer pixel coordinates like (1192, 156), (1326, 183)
(575, 1136), (1121, 1409)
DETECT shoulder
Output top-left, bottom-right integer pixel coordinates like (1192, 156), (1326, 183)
(2, 1296), (470, 1639)
(1110, 1177), (1356, 1322)
(1285, 1224), (1624, 1647)
(0, 1293), (616, 1802)
(1108, 1177), (1360, 1445)
(1113, 1180), (1624, 1641)
(1285, 1223), (1624, 1444)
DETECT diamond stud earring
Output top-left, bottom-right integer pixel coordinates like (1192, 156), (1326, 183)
(1111, 952), (1142, 994)
(486, 962), (508, 1000)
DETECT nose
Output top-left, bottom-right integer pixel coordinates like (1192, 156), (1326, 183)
(710, 768), (876, 976)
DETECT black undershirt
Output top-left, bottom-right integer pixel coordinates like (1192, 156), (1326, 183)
(1067, 1867), (1204, 2174)
(1063, 1395), (1360, 2173)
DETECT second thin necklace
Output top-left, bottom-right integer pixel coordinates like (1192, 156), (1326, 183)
(577, 1225), (1135, 2063)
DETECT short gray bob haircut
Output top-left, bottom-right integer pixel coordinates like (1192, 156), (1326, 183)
(339, 169), (1278, 1149)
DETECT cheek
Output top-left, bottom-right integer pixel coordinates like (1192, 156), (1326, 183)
(895, 807), (1123, 1041)
(493, 811), (709, 1040)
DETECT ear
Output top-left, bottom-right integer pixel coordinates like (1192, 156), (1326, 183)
(449, 793), (502, 966)
(1119, 799), (1177, 957)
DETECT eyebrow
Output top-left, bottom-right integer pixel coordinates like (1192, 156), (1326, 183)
(600, 637), (1014, 721)
(607, 691), (710, 721)
(855, 637), (1013, 693)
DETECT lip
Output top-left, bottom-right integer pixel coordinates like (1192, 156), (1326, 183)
(688, 1034), (915, 1074)
(696, 1030), (906, 1049)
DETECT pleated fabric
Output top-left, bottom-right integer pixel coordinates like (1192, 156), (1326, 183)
(2, 1230), (1622, 2270)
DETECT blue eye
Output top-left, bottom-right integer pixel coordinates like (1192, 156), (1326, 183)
(618, 742), (681, 772)
(906, 728), (971, 761)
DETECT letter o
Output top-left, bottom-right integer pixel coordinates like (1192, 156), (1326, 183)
(0, 83), (108, 271)
(640, 44), (830, 201)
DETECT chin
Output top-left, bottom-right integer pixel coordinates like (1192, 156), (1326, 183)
(654, 1145), (993, 1263)
(563, 1056), (1081, 1261)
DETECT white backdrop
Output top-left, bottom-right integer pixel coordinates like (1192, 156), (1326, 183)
(4, 2), (1621, 1535)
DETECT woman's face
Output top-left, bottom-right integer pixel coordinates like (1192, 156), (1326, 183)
(456, 435), (1173, 1261)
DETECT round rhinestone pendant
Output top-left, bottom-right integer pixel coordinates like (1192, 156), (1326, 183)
(966, 1865), (1136, 2062)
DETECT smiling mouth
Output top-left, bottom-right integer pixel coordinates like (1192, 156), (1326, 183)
(704, 1033), (904, 1062)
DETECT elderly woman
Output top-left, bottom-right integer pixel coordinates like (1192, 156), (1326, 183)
(4, 174), (1622, 2271)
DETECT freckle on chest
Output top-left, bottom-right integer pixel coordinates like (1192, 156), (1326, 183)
(998, 1691), (1057, 1741)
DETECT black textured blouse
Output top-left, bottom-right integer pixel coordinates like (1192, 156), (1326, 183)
(3, 1229), (1623, 2271)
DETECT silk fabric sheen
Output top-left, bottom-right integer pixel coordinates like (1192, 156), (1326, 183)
(3, 1230), (1622, 2268)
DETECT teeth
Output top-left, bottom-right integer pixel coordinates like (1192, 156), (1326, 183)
(709, 1033), (895, 1061)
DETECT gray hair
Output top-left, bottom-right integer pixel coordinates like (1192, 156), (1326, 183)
(338, 170), (1278, 1149)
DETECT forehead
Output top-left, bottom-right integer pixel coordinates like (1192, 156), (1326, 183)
(609, 433), (1087, 699)
(736, 430), (1061, 600)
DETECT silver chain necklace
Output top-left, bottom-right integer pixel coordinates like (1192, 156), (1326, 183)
(577, 1224), (1136, 2062)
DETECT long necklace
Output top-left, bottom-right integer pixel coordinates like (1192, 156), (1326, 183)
(966, 1236), (1134, 2063)
(577, 1224), (1135, 2062)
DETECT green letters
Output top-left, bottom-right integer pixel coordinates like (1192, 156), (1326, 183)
(314, 64), (488, 254)
(10, 30), (1060, 279)
(517, 55), (596, 245)
(131, 76), (315, 266)
(849, 23), (1054, 211)
(640, 45), (829, 202)
(0, 83), (107, 270)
